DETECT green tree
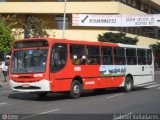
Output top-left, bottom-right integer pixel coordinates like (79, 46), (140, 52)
(98, 32), (138, 45)
(24, 15), (49, 38)
(0, 15), (17, 59)
(150, 42), (160, 66)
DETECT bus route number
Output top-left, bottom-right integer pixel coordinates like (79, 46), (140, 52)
(74, 67), (81, 72)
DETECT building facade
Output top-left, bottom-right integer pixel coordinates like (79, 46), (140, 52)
(0, 0), (160, 45)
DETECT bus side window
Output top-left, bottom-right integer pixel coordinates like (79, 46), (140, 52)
(102, 46), (113, 65)
(126, 48), (137, 65)
(137, 49), (146, 65)
(51, 43), (67, 72)
(114, 47), (126, 65)
(70, 44), (86, 65)
(87, 46), (100, 65)
(147, 49), (152, 65)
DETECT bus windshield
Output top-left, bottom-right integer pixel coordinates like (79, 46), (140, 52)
(11, 49), (48, 73)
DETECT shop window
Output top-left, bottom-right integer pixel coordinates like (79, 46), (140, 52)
(58, 0), (69, 1)
(122, 0), (127, 3)
(127, 0), (132, 5)
(56, 15), (68, 30)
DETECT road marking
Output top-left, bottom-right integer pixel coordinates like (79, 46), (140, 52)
(113, 112), (133, 120)
(144, 84), (160, 89)
(0, 103), (7, 106)
(136, 82), (157, 87)
(21, 109), (60, 119)
(106, 94), (124, 99)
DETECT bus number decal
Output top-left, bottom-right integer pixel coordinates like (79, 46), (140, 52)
(74, 66), (81, 71)
(34, 74), (43, 77)
(85, 81), (95, 85)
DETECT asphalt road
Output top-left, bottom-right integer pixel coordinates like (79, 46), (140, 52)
(0, 72), (160, 120)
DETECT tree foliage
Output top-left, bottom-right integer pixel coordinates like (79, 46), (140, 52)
(150, 42), (160, 64)
(24, 15), (49, 38)
(98, 32), (138, 45)
(0, 15), (50, 60)
(0, 15), (17, 57)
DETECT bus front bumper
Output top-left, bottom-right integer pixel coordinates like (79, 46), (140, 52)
(9, 79), (50, 92)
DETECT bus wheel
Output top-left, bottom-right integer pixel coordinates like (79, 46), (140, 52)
(70, 80), (82, 99)
(124, 76), (133, 92)
(36, 92), (48, 98)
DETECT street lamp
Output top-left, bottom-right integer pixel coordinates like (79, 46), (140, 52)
(62, 0), (67, 39)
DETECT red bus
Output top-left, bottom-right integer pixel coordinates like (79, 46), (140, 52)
(9, 38), (154, 98)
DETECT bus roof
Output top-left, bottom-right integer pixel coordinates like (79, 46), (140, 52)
(14, 38), (150, 49)
(14, 38), (118, 47)
(117, 43), (150, 49)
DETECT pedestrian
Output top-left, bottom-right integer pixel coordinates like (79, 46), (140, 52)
(0, 61), (8, 82)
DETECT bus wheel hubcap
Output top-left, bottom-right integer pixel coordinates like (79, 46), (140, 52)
(73, 85), (80, 94)
(127, 81), (131, 90)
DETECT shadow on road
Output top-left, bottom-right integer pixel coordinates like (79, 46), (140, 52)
(7, 87), (148, 101)
(8, 92), (70, 101)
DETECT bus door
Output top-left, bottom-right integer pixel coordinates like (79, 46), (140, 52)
(136, 49), (154, 84)
(50, 43), (69, 92)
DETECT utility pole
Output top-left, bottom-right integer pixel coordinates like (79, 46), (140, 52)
(62, 0), (67, 39)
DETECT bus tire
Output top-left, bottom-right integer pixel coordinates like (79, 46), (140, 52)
(69, 80), (82, 99)
(124, 76), (133, 92)
(36, 92), (48, 98)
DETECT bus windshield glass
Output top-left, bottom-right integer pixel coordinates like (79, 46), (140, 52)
(11, 49), (48, 73)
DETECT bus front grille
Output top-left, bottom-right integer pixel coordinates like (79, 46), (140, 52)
(14, 86), (41, 90)
(13, 80), (40, 83)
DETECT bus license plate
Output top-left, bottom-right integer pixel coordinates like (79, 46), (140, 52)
(23, 84), (30, 88)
